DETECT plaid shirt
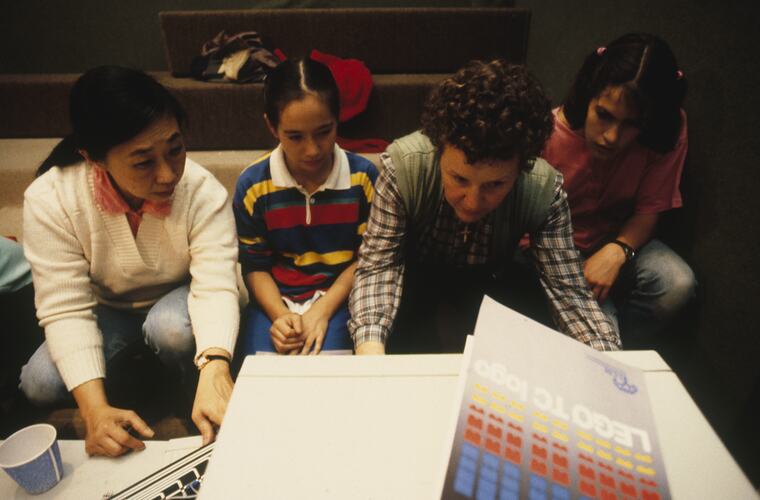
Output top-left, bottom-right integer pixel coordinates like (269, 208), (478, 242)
(348, 153), (621, 351)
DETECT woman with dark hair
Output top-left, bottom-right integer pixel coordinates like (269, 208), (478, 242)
(349, 59), (620, 355)
(21, 66), (240, 456)
(233, 57), (377, 355)
(545, 33), (696, 343)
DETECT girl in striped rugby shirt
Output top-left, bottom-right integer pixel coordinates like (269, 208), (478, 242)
(233, 58), (378, 355)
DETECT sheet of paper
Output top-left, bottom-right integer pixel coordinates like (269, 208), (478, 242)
(439, 296), (670, 500)
(164, 436), (203, 462)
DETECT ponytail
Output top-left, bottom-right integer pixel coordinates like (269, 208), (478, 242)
(37, 135), (82, 177)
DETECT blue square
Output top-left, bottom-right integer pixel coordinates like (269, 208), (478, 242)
(529, 487), (547, 500)
(462, 442), (480, 460)
(500, 490), (519, 500)
(502, 462), (521, 481)
(501, 477), (520, 493)
(529, 474), (547, 491)
(460, 456), (478, 473)
(476, 478), (497, 500)
(480, 466), (498, 483)
(454, 471), (475, 497)
(483, 452), (500, 470)
(551, 484), (570, 500)
(456, 466), (476, 484)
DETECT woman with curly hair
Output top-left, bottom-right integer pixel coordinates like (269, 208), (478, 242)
(545, 34), (696, 345)
(348, 59), (620, 355)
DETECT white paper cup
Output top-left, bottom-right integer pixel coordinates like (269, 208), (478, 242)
(0, 423), (63, 494)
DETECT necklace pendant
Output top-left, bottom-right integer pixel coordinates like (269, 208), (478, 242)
(459, 225), (471, 243)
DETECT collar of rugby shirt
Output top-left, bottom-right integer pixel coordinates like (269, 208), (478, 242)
(92, 165), (172, 236)
(269, 144), (351, 191)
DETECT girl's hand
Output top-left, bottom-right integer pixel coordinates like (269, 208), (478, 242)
(583, 243), (627, 303)
(81, 404), (154, 457)
(299, 303), (329, 355)
(270, 312), (304, 353)
(192, 360), (233, 445)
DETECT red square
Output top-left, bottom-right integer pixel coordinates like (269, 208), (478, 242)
(469, 404), (485, 414)
(467, 414), (483, 430)
(485, 438), (501, 455)
(642, 490), (661, 500)
(600, 489), (618, 500)
(530, 458), (547, 476)
(464, 428), (481, 446)
(487, 423), (502, 439)
(504, 446), (521, 465)
(600, 473), (615, 489)
(552, 468), (570, 486)
(506, 432), (522, 448)
(620, 482), (636, 496)
(579, 463), (596, 480)
(579, 480), (597, 497)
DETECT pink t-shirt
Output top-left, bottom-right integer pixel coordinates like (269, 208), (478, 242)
(543, 108), (688, 252)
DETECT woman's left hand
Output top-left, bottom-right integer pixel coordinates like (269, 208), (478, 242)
(192, 360), (233, 445)
(299, 303), (329, 355)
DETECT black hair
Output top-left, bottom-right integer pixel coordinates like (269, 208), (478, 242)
(563, 33), (687, 153)
(37, 66), (187, 176)
(421, 59), (553, 170)
(264, 57), (340, 129)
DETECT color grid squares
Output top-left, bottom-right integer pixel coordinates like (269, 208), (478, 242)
(450, 383), (663, 500)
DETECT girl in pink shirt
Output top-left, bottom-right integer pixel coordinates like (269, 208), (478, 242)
(543, 33), (696, 345)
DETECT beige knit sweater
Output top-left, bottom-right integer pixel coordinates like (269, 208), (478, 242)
(23, 159), (239, 390)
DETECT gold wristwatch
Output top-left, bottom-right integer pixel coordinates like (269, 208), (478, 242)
(195, 353), (231, 370)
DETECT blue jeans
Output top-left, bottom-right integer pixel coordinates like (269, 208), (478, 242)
(596, 239), (697, 343)
(241, 302), (353, 354)
(19, 285), (195, 406)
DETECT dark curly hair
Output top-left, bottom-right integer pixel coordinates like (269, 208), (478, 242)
(421, 59), (553, 170)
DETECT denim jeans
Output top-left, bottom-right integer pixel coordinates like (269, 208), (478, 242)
(1, 283), (44, 400)
(19, 285), (195, 406)
(596, 239), (697, 344)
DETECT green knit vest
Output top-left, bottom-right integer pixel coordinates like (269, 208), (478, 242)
(387, 131), (558, 263)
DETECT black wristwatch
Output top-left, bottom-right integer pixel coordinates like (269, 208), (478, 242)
(611, 239), (636, 262)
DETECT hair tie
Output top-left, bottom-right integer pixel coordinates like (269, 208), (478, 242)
(676, 69), (684, 80)
(596, 46), (607, 56)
